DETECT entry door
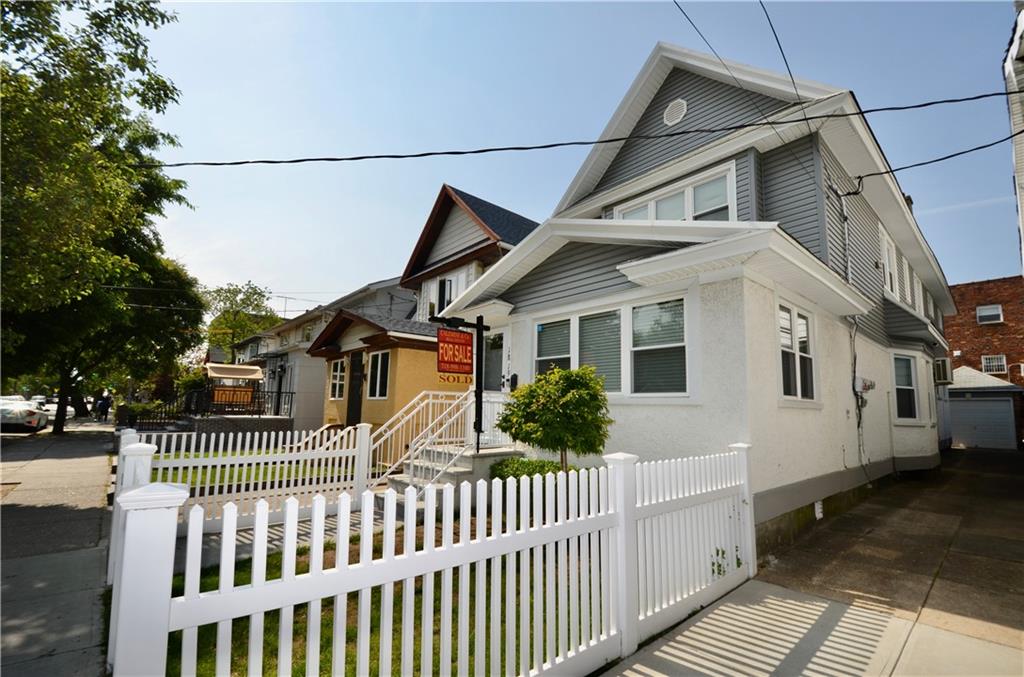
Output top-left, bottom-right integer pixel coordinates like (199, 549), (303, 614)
(482, 329), (510, 392)
(346, 352), (364, 425)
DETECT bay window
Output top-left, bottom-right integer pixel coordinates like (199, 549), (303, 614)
(535, 320), (570, 375)
(631, 299), (686, 394)
(779, 304), (814, 400)
(579, 310), (621, 391)
(894, 355), (917, 419)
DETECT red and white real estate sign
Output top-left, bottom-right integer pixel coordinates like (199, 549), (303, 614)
(437, 328), (473, 374)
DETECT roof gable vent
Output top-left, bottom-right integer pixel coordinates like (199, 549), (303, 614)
(663, 98), (688, 126)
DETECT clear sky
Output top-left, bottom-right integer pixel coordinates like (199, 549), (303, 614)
(146, 1), (1020, 318)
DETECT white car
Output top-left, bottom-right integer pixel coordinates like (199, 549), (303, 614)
(1, 401), (49, 432)
(30, 395), (46, 407)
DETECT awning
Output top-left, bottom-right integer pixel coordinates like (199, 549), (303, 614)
(883, 297), (949, 350)
(204, 363), (264, 380)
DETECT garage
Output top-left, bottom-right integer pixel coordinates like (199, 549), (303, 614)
(950, 398), (1017, 449)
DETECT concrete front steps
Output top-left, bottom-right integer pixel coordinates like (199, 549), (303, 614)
(382, 446), (526, 510)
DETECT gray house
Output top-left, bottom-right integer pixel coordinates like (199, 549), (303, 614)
(444, 43), (955, 546)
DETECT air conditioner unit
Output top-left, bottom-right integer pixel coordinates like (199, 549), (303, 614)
(934, 358), (953, 385)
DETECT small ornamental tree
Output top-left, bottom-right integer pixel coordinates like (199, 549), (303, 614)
(495, 365), (614, 472)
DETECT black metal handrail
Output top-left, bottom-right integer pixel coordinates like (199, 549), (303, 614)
(115, 386), (295, 429)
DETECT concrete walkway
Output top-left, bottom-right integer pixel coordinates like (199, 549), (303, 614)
(1, 430), (113, 676)
(603, 449), (1024, 676)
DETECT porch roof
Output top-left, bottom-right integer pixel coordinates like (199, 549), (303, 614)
(882, 297), (949, 351)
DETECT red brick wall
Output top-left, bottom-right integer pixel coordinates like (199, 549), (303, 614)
(944, 276), (1024, 387)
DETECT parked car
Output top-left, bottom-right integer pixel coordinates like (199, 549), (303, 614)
(30, 395), (46, 407)
(1, 401), (49, 432)
(0, 395), (26, 402)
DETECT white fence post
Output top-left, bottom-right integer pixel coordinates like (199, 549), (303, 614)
(106, 435), (145, 585)
(354, 423), (371, 495)
(109, 483), (188, 676)
(730, 442), (757, 578)
(107, 442), (159, 664)
(604, 452), (640, 658)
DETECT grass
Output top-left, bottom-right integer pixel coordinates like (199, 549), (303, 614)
(165, 522), (593, 676)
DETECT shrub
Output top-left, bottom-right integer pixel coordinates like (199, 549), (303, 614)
(489, 457), (576, 481)
(495, 365), (613, 472)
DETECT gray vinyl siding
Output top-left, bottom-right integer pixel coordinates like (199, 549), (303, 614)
(820, 142), (887, 345)
(589, 68), (788, 197)
(502, 242), (675, 313)
(601, 149), (758, 222)
(425, 206), (489, 267)
(760, 136), (825, 260)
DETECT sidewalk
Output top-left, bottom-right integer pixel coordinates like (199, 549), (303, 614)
(1, 430), (113, 676)
(603, 449), (1024, 676)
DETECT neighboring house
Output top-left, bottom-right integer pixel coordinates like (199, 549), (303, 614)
(233, 333), (274, 365)
(204, 345), (228, 364)
(441, 43), (956, 539)
(944, 275), (1024, 449)
(1004, 5), (1024, 269)
(259, 278), (417, 431)
(307, 185), (539, 428)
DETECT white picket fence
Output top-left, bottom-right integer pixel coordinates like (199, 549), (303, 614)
(107, 445), (755, 676)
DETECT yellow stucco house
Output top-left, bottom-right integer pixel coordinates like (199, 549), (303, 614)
(307, 184), (540, 429)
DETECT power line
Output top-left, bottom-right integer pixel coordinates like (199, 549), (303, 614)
(758, 1), (815, 143)
(133, 89), (1023, 169)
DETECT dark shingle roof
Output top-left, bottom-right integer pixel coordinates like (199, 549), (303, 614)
(449, 186), (539, 245)
(348, 311), (439, 337)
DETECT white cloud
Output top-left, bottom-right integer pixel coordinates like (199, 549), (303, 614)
(916, 195), (1014, 217)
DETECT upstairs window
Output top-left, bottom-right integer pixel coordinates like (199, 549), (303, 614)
(779, 304), (814, 400)
(982, 354), (1008, 374)
(535, 320), (571, 375)
(302, 324), (314, 342)
(912, 274), (923, 315)
(329, 359), (345, 399)
(613, 163), (735, 222)
(878, 227), (898, 298)
(976, 304), (1003, 325)
(437, 278), (454, 313)
(894, 355), (918, 419)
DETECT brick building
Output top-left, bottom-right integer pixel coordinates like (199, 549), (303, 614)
(945, 275), (1024, 386)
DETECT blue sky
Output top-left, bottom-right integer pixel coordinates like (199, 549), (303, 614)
(147, 2), (1020, 317)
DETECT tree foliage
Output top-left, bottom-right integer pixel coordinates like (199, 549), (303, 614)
(204, 282), (281, 362)
(495, 365), (614, 472)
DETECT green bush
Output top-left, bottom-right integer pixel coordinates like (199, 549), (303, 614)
(490, 457), (577, 481)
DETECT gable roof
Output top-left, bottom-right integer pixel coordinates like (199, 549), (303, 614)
(307, 308), (438, 358)
(555, 42), (839, 214)
(950, 366), (1023, 391)
(400, 184), (539, 286)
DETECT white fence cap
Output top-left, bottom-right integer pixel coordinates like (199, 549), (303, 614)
(117, 483), (189, 510)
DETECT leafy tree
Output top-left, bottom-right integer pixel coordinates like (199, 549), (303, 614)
(1, 0), (183, 337)
(204, 282), (281, 362)
(495, 365), (614, 472)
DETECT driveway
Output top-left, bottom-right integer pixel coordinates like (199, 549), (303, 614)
(603, 449), (1024, 676)
(1, 430), (113, 676)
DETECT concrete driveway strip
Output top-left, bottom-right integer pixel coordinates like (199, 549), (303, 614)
(1, 431), (112, 676)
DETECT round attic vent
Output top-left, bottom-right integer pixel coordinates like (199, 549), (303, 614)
(663, 98), (688, 126)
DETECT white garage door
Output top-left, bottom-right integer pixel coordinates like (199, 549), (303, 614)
(950, 398), (1017, 450)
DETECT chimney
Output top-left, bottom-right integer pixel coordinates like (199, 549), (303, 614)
(903, 194), (914, 213)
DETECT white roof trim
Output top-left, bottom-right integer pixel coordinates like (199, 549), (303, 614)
(441, 219), (777, 316)
(619, 228), (873, 317)
(555, 41), (840, 214)
(386, 331), (436, 343)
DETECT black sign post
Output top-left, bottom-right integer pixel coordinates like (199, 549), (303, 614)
(431, 314), (490, 454)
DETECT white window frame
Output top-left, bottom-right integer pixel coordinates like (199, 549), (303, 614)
(367, 350), (390, 400)
(981, 354), (1008, 374)
(878, 226), (898, 300)
(329, 359), (345, 400)
(976, 304), (1004, 325)
(901, 257), (911, 304)
(777, 300), (817, 403)
(530, 290), (691, 398)
(925, 292), (934, 320)
(892, 354), (920, 421)
(302, 324), (314, 343)
(437, 278), (454, 313)
(612, 161), (737, 222)
(912, 274), (923, 315)
(534, 318), (572, 377)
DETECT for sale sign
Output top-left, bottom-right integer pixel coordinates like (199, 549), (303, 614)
(437, 328), (473, 374)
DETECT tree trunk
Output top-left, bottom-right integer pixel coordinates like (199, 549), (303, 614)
(71, 391), (90, 418)
(560, 449), (568, 473)
(51, 369), (72, 435)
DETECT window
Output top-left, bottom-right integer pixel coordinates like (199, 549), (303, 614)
(302, 324), (314, 342)
(535, 320), (571, 375)
(912, 274), (923, 315)
(879, 226), (898, 297)
(329, 359), (345, 399)
(248, 343), (259, 359)
(901, 258), (911, 303)
(632, 299), (686, 393)
(925, 292), (934, 320)
(368, 351), (390, 399)
(976, 304), (1003, 325)
(579, 310), (621, 391)
(981, 354), (1008, 374)
(280, 334), (289, 348)
(437, 278), (454, 313)
(613, 163), (734, 222)
(894, 356), (918, 419)
(779, 304), (814, 400)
